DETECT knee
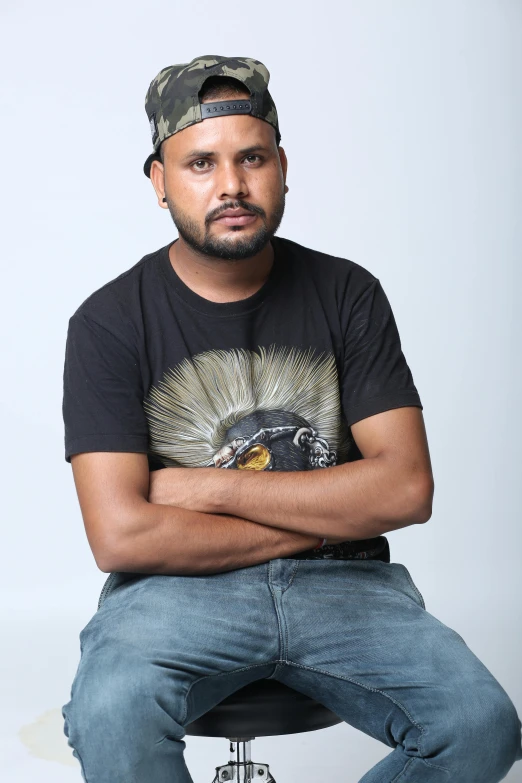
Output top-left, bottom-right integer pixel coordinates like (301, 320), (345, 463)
(483, 689), (522, 773)
(63, 663), (186, 747)
(446, 685), (522, 781)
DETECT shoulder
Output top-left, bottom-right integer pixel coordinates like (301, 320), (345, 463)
(274, 235), (378, 293)
(67, 244), (165, 338)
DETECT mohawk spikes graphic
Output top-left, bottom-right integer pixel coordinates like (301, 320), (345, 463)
(143, 344), (353, 467)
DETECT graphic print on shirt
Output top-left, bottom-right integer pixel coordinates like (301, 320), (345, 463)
(142, 344), (355, 470)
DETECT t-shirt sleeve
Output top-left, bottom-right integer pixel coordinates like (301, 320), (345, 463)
(62, 311), (150, 463)
(341, 277), (423, 427)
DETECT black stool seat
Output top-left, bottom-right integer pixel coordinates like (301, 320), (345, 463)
(185, 678), (342, 738)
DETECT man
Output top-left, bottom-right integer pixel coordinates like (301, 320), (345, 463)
(61, 55), (521, 782)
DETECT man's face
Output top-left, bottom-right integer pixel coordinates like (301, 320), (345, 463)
(150, 98), (288, 260)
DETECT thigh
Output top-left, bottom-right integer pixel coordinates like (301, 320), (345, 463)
(64, 568), (281, 729)
(62, 568), (281, 782)
(274, 559), (521, 771)
(90, 569), (280, 673)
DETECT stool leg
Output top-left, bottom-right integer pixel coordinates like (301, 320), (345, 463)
(211, 738), (276, 783)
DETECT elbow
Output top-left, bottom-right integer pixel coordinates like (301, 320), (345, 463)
(405, 475), (434, 525)
(413, 504), (433, 525)
(97, 559), (115, 575)
(87, 531), (126, 574)
(97, 539), (142, 574)
(95, 539), (127, 574)
(93, 501), (152, 574)
(98, 530), (145, 574)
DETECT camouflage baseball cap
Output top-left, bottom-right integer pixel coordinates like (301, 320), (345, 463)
(143, 54), (281, 178)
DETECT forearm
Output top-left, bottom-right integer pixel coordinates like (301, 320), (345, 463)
(153, 456), (428, 541)
(218, 457), (413, 538)
(105, 501), (322, 576)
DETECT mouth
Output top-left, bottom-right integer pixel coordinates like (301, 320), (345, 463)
(213, 210), (258, 227)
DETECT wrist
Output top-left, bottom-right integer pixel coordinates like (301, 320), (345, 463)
(204, 467), (234, 514)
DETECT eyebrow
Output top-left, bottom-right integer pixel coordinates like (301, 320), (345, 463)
(181, 145), (270, 162)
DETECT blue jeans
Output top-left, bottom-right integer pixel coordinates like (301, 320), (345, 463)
(62, 558), (522, 782)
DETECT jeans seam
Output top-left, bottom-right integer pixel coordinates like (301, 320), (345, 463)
(97, 572), (119, 610)
(391, 756), (415, 781)
(179, 661), (281, 729)
(268, 558), (300, 594)
(284, 660), (451, 774)
(269, 586), (285, 661)
(282, 559), (300, 592)
(268, 564), (284, 660)
(398, 564), (426, 610)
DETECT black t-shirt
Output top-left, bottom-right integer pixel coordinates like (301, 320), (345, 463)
(62, 235), (423, 560)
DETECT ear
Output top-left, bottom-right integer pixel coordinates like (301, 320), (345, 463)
(149, 158), (168, 209)
(278, 146), (289, 192)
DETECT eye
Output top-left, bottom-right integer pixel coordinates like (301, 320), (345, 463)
(190, 154), (263, 171)
(237, 444), (272, 471)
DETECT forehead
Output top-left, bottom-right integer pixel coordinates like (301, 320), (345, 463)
(163, 113), (275, 158)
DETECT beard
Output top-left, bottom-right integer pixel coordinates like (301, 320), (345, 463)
(163, 192), (286, 261)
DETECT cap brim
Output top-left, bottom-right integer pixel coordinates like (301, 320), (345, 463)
(143, 151), (161, 178)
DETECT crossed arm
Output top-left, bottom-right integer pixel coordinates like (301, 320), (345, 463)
(147, 406), (434, 541)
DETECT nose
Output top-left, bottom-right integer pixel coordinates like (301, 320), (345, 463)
(216, 161), (249, 200)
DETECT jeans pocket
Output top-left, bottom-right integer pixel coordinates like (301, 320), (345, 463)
(396, 563), (426, 610)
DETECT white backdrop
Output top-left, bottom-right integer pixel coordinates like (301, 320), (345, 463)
(1, 1), (520, 780)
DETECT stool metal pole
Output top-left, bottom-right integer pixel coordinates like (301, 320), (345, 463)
(211, 737), (276, 782)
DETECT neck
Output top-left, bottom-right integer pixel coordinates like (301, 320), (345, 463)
(168, 237), (275, 304)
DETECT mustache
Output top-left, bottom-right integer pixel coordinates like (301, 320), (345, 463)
(208, 201), (265, 222)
